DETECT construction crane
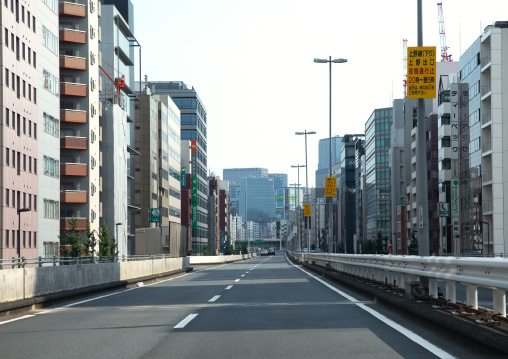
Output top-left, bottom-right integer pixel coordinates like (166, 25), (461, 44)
(437, 2), (452, 62)
(99, 65), (125, 105)
(403, 38), (408, 97)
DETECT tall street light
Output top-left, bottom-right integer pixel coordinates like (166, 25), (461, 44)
(290, 163), (304, 252)
(17, 207), (30, 258)
(314, 56), (347, 252)
(296, 130), (316, 255)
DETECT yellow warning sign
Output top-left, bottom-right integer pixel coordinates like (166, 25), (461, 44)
(407, 46), (436, 99)
(304, 204), (311, 217)
(325, 177), (336, 197)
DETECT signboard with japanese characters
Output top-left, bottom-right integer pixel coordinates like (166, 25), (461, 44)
(325, 177), (336, 197)
(304, 204), (311, 217)
(407, 46), (436, 98)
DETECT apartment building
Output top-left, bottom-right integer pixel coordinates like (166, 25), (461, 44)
(38, 0), (60, 258)
(1, 0), (39, 261)
(58, 0), (101, 243)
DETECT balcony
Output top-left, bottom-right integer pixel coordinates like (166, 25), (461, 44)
(481, 84), (491, 98)
(60, 163), (87, 176)
(483, 200), (493, 213)
(60, 109), (87, 124)
(60, 190), (88, 203)
(481, 55), (491, 70)
(60, 55), (87, 70)
(482, 140), (492, 153)
(59, 28), (86, 44)
(60, 217), (87, 231)
(60, 82), (87, 97)
(61, 137), (87, 150)
(59, 1), (86, 17)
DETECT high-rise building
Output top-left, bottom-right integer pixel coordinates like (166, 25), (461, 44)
(315, 136), (342, 189)
(239, 177), (275, 224)
(99, 0), (138, 256)
(365, 108), (393, 242)
(1, 0), (40, 261)
(268, 173), (287, 189)
(223, 167), (268, 185)
(38, 0), (61, 258)
(58, 0), (101, 247)
(148, 81), (208, 254)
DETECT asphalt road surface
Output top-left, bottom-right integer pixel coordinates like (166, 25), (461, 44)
(0, 254), (505, 358)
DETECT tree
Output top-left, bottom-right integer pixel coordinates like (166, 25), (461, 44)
(362, 239), (376, 254)
(60, 215), (84, 258)
(202, 245), (209, 256)
(97, 222), (116, 257)
(375, 231), (389, 254)
(83, 221), (96, 257)
(223, 244), (233, 255)
(408, 230), (419, 255)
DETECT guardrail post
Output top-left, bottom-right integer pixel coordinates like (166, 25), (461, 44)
(12, 257), (16, 269)
(466, 284), (478, 309)
(53, 256), (57, 266)
(446, 281), (456, 303)
(39, 256), (43, 267)
(75, 257), (79, 265)
(493, 289), (506, 317)
(428, 278), (438, 298)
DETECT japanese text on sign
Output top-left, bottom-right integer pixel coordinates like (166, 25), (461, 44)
(304, 204), (311, 217)
(325, 177), (336, 197)
(407, 46), (436, 99)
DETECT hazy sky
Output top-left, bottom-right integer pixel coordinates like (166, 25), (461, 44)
(129, 0), (507, 188)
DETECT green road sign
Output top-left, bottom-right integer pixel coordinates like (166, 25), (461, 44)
(149, 208), (161, 223)
(438, 202), (450, 217)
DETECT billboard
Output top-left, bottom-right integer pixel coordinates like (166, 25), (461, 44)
(407, 46), (436, 99)
(276, 189), (285, 208)
(192, 175), (198, 229)
(289, 188), (296, 210)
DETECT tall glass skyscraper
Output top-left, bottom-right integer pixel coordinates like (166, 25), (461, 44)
(315, 136), (343, 188)
(239, 177), (275, 224)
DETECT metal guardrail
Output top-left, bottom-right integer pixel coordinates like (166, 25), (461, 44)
(301, 253), (508, 317)
(0, 254), (170, 269)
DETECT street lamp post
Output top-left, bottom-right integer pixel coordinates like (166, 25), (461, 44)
(296, 130), (316, 255)
(314, 56), (347, 252)
(17, 207), (30, 259)
(290, 174), (303, 252)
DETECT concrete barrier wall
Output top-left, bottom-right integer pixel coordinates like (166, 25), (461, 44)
(189, 254), (255, 265)
(0, 257), (190, 304)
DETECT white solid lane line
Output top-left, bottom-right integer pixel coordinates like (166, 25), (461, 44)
(0, 315), (35, 326)
(225, 285), (233, 290)
(286, 254), (455, 359)
(208, 295), (221, 303)
(174, 314), (198, 329)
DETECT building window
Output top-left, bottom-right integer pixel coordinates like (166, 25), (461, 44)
(43, 199), (59, 219)
(42, 26), (58, 55)
(43, 69), (59, 96)
(43, 113), (59, 137)
(43, 156), (59, 178)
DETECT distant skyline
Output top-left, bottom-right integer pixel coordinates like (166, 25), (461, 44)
(130, 0), (508, 188)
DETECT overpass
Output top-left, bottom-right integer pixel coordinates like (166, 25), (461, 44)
(1, 252), (508, 357)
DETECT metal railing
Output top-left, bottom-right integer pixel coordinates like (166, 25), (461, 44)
(0, 254), (170, 269)
(302, 252), (508, 317)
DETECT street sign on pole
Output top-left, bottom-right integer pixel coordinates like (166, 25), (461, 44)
(325, 177), (336, 197)
(149, 208), (160, 223)
(438, 202), (450, 217)
(407, 46), (437, 99)
(304, 204), (311, 217)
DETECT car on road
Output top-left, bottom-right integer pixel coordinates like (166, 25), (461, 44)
(267, 248), (275, 255)
(260, 249), (268, 256)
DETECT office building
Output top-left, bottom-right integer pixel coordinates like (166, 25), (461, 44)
(365, 108), (393, 242)
(148, 81), (208, 254)
(223, 167), (268, 185)
(315, 136), (342, 188)
(268, 173), (287, 189)
(239, 177), (275, 224)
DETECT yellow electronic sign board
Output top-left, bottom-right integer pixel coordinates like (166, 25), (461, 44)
(407, 46), (436, 99)
(325, 177), (336, 197)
